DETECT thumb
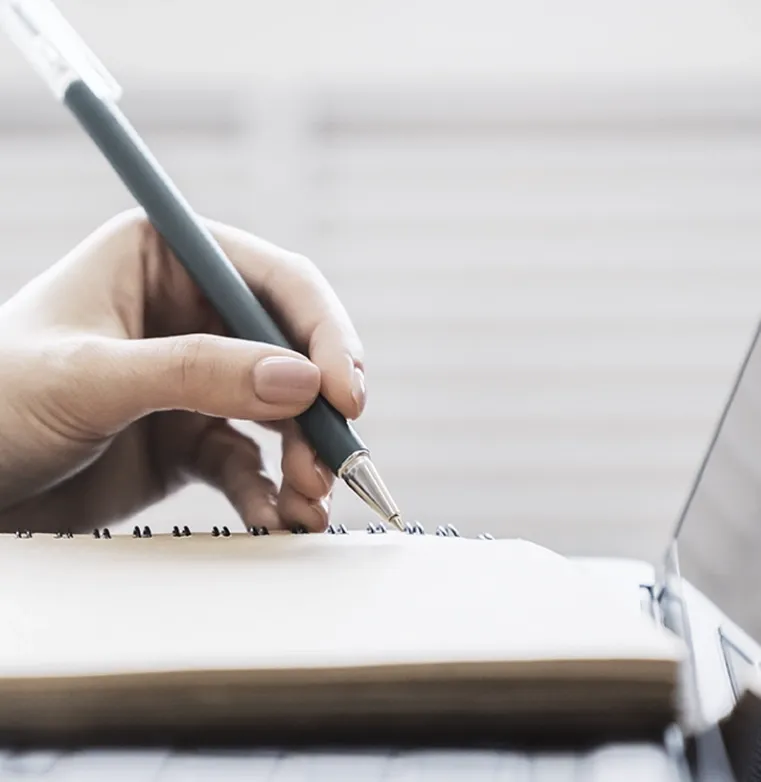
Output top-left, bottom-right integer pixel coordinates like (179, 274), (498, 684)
(108, 334), (321, 426)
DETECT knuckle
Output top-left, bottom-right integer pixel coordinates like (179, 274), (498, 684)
(285, 251), (314, 273)
(112, 207), (149, 232)
(169, 334), (209, 390)
(280, 251), (325, 292)
(100, 208), (151, 250)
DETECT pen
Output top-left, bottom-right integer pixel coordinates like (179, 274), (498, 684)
(0, 0), (405, 532)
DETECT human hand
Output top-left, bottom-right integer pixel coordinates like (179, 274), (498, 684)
(0, 209), (365, 533)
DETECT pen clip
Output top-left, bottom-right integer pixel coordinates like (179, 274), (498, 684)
(0, 0), (122, 102)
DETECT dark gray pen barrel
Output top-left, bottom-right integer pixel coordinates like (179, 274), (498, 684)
(63, 79), (365, 474)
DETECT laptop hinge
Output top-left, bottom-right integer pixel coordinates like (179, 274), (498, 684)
(641, 582), (665, 627)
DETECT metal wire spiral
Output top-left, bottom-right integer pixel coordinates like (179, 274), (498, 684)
(24, 522), (496, 539)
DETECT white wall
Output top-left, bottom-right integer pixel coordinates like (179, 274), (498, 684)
(2, 0), (761, 84)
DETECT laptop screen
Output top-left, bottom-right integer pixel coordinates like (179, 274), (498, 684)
(674, 321), (761, 643)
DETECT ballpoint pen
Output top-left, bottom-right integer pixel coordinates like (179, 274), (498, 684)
(0, 0), (405, 532)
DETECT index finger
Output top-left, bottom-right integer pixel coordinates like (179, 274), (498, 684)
(205, 219), (366, 420)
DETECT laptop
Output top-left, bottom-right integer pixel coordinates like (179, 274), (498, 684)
(2, 327), (761, 781)
(632, 318), (761, 780)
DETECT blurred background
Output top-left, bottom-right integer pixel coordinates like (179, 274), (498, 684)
(1, 0), (761, 561)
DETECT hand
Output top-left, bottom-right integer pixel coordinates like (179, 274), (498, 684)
(0, 209), (366, 533)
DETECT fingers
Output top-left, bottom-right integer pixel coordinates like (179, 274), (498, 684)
(186, 420), (282, 530)
(277, 422), (334, 532)
(98, 334), (322, 431)
(278, 481), (333, 533)
(187, 419), (333, 533)
(203, 220), (366, 420)
(280, 422), (335, 500)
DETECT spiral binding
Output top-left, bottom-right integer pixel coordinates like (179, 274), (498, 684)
(92, 529), (112, 539)
(12, 522), (497, 539)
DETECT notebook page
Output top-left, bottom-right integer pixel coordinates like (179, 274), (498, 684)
(0, 534), (683, 678)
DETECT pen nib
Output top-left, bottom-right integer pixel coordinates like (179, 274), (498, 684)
(339, 452), (405, 531)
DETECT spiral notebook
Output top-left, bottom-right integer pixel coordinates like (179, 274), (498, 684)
(0, 524), (684, 744)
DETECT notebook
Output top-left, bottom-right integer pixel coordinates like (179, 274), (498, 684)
(0, 525), (683, 745)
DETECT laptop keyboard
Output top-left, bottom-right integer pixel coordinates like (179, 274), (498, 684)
(0, 745), (680, 781)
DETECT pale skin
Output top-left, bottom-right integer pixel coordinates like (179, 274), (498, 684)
(0, 209), (366, 533)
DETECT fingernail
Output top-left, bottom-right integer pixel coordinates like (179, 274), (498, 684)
(254, 356), (320, 405)
(351, 366), (366, 415)
(310, 495), (332, 522)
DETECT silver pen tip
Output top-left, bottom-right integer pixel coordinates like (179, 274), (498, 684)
(338, 451), (405, 531)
